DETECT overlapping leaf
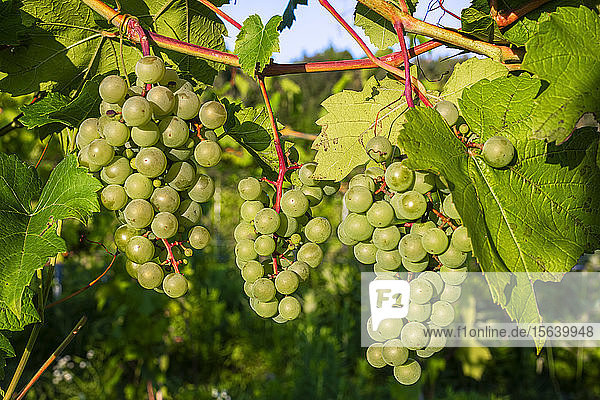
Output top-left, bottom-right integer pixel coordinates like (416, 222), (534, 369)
(279, 0), (308, 31)
(354, 3), (397, 50)
(461, 7), (506, 43)
(235, 15), (283, 77)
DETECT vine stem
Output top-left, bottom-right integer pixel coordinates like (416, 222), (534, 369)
(393, 20), (414, 108)
(197, 0), (242, 30)
(3, 325), (41, 400)
(494, 0), (552, 27)
(161, 239), (181, 274)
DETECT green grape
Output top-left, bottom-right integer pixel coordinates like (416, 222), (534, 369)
(366, 343), (386, 368)
(238, 177), (262, 201)
(451, 226), (472, 252)
(136, 147), (167, 178)
(321, 181), (340, 196)
(349, 174), (375, 192)
(377, 318), (403, 340)
(175, 89), (201, 120)
(297, 242), (323, 268)
(122, 96), (152, 127)
(344, 186), (373, 213)
(398, 233), (427, 262)
(438, 244), (467, 268)
(124, 173), (153, 199)
(199, 101), (227, 129)
(240, 200), (263, 222)
(194, 140), (222, 167)
(150, 186), (180, 213)
(162, 273), (188, 298)
(88, 139), (114, 166)
(439, 266), (467, 285)
(419, 270), (444, 294)
(125, 259), (140, 279)
(124, 199), (154, 228)
(382, 339), (409, 366)
(430, 300), (454, 326)
(114, 225), (140, 252)
(411, 171), (435, 194)
(166, 138), (195, 162)
(289, 261), (309, 281)
(126, 235), (155, 264)
(242, 260), (264, 283)
(365, 166), (385, 180)
(76, 118), (100, 149)
(101, 156), (132, 185)
(366, 201), (394, 228)
(135, 56), (166, 83)
(421, 227), (449, 254)
(424, 324), (447, 352)
(279, 296), (301, 320)
(440, 284), (461, 303)
(99, 101), (122, 117)
(235, 239), (257, 261)
(409, 278), (433, 304)
(410, 221), (436, 236)
(406, 302), (431, 322)
(128, 85), (144, 96)
(301, 185), (323, 207)
(164, 162), (196, 191)
(337, 222), (358, 246)
(280, 190), (309, 218)
(254, 208), (280, 234)
(254, 299), (279, 318)
(290, 233), (302, 245)
(151, 212), (178, 238)
(276, 213), (297, 237)
(393, 359), (422, 385)
(401, 256), (429, 273)
(353, 242), (377, 264)
(482, 135), (515, 168)
(137, 262), (164, 289)
(252, 277), (276, 302)
(391, 191), (427, 220)
(372, 226), (401, 251)
(188, 174), (215, 203)
(99, 75), (127, 103)
(131, 121), (160, 147)
(189, 226), (210, 250)
(434, 100), (459, 126)
(385, 162), (414, 192)
(401, 322), (429, 350)
(375, 249), (402, 271)
(298, 163), (317, 186)
(458, 123), (469, 134)
(366, 136), (392, 162)
(158, 67), (179, 88)
(203, 130), (219, 142)
(146, 86), (175, 116)
(101, 184), (128, 210)
(177, 199), (202, 228)
(159, 116), (189, 148)
(304, 217), (331, 244)
(234, 221), (257, 241)
(416, 349), (435, 358)
(366, 317), (385, 341)
(275, 270), (299, 295)
(254, 234), (276, 256)
(344, 213), (374, 242)
(442, 193), (461, 220)
(98, 113), (120, 132)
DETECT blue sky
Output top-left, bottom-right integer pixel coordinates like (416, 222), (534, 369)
(221, 0), (470, 63)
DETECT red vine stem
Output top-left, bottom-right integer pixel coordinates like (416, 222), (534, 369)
(35, 136), (52, 169)
(197, 0), (242, 30)
(393, 21), (414, 108)
(438, 0), (461, 21)
(494, 0), (552, 27)
(161, 238), (182, 274)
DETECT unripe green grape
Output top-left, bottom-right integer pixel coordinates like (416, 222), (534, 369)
(101, 184), (128, 210)
(385, 162), (414, 192)
(136, 147), (167, 178)
(122, 96), (152, 127)
(410, 221), (436, 236)
(430, 300), (454, 326)
(151, 212), (178, 238)
(435, 100), (459, 126)
(421, 227), (449, 254)
(451, 226), (472, 252)
(290, 233), (302, 245)
(442, 193), (461, 220)
(440, 265), (467, 285)
(366, 135), (392, 162)
(159, 116), (189, 148)
(164, 161), (196, 191)
(124, 173), (153, 199)
(101, 156), (132, 185)
(301, 185), (323, 206)
(366, 201), (394, 228)
(177, 199), (202, 228)
(252, 277), (276, 302)
(254, 299), (279, 318)
(194, 140), (222, 167)
(365, 166), (385, 180)
(235, 239), (257, 261)
(398, 233), (427, 262)
(183, 247), (193, 257)
(203, 130), (219, 142)
(366, 343), (386, 368)
(280, 189), (309, 218)
(240, 200), (263, 222)
(438, 244), (467, 268)
(254, 234), (276, 256)
(393, 359), (421, 385)
(176, 80), (194, 93)
(124, 199), (154, 228)
(349, 173), (375, 192)
(459, 123), (469, 134)
(409, 278), (433, 304)
(98, 113), (120, 132)
(440, 284), (461, 303)
(166, 138), (195, 162)
(102, 121), (129, 148)
(420, 270), (444, 294)
(114, 225), (140, 252)
(88, 139), (114, 166)
(135, 56), (166, 83)
(337, 222), (358, 246)
(137, 262), (164, 289)
(234, 221), (257, 241)
(376, 318), (403, 340)
(289, 261), (309, 281)
(126, 235), (155, 264)
(99, 75), (127, 103)
(188, 225), (210, 250)
(391, 191), (427, 220)
(199, 101), (227, 129)
(254, 208), (280, 234)
(402, 256), (429, 273)
(401, 322), (429, 350)
(411, 171), (435, 194)
(150, 186), (180, 213)
(382, 339), (409, 366)
(366, 317), (384, 341)
(99, 101), (122, 117)
(406, 302), (431, 322)
(482, 135), (515, 168)
(76, 118), (100, 149)
(304, 217), (331, 244)
(242, 260), (263, 283)
(131, 121), (160, 147)
(128, 85), (144, 96)
(275, 270), (299, 295)
(175, 89), (201, 119)
(279, 296), (301, 320)
(375, 249), (402, 271)
(322, 181), (340, 196)
(344, 186), (373, 213)
(298, 163), (317, 186)
(158, 67), (179, 88)
(297, 242), (323, 268)
(353, 242), (377, 264)
(238, 177), (262, 201)
(344, 213), (374, 242)
(188, 174), (215, 203)
(273, 213), (295, 237)
(146, 86), (175, 116)
(162, 273), (188, 298)
(125, 259), (140, 279)
(372, 226), (401, 250)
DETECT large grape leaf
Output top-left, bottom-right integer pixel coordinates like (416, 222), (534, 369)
(398, 76), (600, 349)
(312, 76), (408, 181)
(235, 15), (283, 77)
(279, 0), (308, 31)
(0, 154), (102, 317)
(354, 3), (398, 50)
(0, 0), (27, 46)
(522, 6), (600, 144)
(460, 7), (506, 43)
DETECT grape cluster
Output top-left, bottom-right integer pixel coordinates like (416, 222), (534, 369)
(76, 55), (227, 297)
(235, 164), (339, 322)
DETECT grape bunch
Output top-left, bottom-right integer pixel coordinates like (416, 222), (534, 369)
(75, 55), (227, 298)
(234, 164), (339, 322)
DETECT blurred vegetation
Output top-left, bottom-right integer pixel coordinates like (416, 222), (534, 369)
(0, 48), (599, 400)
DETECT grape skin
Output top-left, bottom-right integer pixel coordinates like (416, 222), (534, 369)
(124, 199), (154, 228)
(188, 174), (215, 203)
(344, 186), (373, 213)
(279, 296), (301, 320)
(137, 262), (164, 289)
(304, 217), (331, 244)
(122, 96), (152, 127)
(100, 185), (128, 210)
(393, 359), (421, 385)
(162, 273), (188, 298)
(482, 135), (515, 168)
(366, 136), (392, 162)
(189, 226), (210, 249)
(136, 147), (167, 178)
(199, 101), (227, 129)
(194, 140), (222, 167)
(135, 56), (166, 84)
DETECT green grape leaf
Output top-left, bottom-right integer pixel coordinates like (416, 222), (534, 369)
(0, 0), (28, 46)
(398, 76), (600, 350)
(0, 332), (15, 380)
(235, 15), (283, 77)
(0, 154), (102, 317)
(460, 8), (506, 43)
(312, 76), (408, 181)
(279, 0), (308, 31)
(522, 6), (600, 143)
(354, 3), (397, 50)
(19, 93), (71, 129)
(0, 288), (39, 331)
